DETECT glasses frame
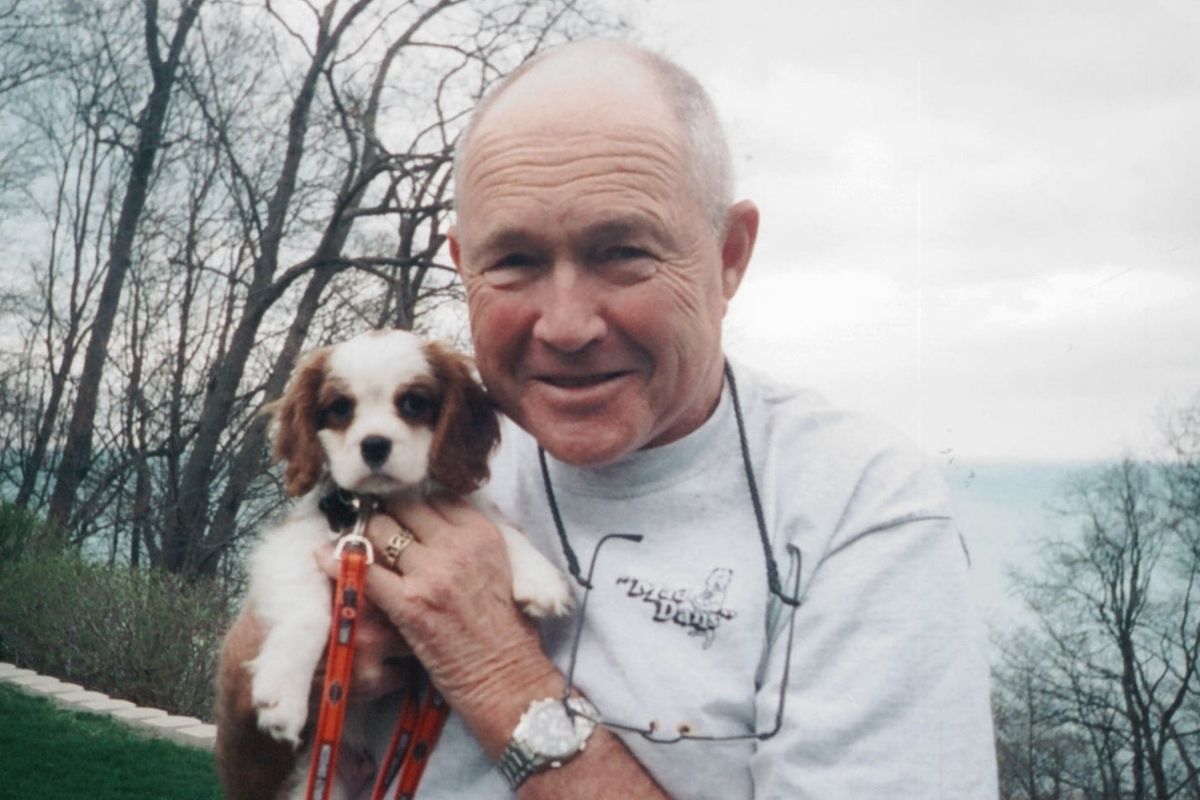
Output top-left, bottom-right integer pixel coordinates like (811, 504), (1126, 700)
(559, 532), (803, 745)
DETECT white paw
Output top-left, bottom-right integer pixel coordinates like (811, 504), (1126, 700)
(250, 658), (313, 746)
(511, 555), (574, 618)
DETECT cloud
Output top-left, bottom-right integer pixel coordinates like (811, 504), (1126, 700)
(965, 267), (1193, 332)
(628, 0), (1200, 460)
(639, 0), (1200, 281)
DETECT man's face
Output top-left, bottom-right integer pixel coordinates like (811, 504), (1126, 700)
(452, 72), (753, 466)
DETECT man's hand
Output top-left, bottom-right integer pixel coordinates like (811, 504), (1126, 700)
(315, 582), (413, 702)
(315, 495), (559, 752)
(314, 496), (671, 798)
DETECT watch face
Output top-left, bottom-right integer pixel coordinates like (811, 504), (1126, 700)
(520, 701), (582, 760)
(515, 698), (596, 761)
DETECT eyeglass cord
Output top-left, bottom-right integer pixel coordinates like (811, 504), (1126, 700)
(537, 359), (801, 606)
(537, 359), (804, 743)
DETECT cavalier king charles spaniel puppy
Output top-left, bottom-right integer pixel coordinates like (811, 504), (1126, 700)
(244, 329), (569, 795)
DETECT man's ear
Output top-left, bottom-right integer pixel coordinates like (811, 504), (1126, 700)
(448, 224), (463, 276)
(719, 200), (759, 302)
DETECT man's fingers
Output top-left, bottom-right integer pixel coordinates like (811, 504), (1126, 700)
(383, 496), (447, 536)
(361, 560), (427, 639)
(383, 493), (480, 532)
(311, 543), (413, 700)
(364, 513), (427, 573)
(352, 603), (413, 701)
(425, 493), (481, 525)
(314, 542), (409, 617)
(313, 542), (338, 579)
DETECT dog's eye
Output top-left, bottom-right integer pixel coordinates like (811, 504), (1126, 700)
(396, 390), (435, 421)
(322, 396), (354, 427)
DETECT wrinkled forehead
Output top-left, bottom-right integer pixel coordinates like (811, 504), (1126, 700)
(457, 121), (692, 247)
(464, 128), (684, 214)
(326, 332), (433, 395)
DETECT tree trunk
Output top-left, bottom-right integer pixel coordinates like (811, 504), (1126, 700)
(45, 0), (205, 536)
(198, 269), (338, 572)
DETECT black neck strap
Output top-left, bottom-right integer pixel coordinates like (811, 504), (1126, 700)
(537, 360), (799, 606)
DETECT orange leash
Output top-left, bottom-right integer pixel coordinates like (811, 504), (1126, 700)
(394, 685), (451, 799)
(305, 503), (450, 800)
(370, 664), (451, 800)
(305, 531), (373, 800)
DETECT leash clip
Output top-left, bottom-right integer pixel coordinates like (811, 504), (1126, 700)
(332, 494), (375, 564)
(333, 531), (374, 564)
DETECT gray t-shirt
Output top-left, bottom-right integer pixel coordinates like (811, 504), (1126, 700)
(380, 363), (998, 799)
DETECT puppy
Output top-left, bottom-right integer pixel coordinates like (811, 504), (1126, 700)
(245, 329), (570, 798)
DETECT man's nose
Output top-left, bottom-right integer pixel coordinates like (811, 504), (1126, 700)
(530, 264), (607, 353)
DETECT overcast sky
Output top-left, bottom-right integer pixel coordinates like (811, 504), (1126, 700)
(615, 0), (1200, 463)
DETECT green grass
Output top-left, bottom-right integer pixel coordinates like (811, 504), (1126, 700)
(0, 683), (221, 800)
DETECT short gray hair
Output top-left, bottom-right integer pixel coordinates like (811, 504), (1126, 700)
(453, 41), (734, 231)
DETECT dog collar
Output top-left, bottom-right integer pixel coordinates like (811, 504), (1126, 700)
(317, 489), (360, 532)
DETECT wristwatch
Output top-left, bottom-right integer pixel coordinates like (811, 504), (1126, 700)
(496, 695), (598, 790)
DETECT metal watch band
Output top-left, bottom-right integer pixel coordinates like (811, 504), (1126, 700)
(496, 695), (597, 790)
(497, 741), (538, 790)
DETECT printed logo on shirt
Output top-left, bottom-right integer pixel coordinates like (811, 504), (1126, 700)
(614, 568), (737, 648)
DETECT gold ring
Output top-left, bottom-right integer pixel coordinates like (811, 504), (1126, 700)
(383, 527), (415, 569)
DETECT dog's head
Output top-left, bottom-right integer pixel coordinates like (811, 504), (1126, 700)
(266, 330), (500, 498)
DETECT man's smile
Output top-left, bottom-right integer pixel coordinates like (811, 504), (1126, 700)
(533, 371), (632, 389)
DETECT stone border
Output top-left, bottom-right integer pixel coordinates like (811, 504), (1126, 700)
(0, 661), (216, 751)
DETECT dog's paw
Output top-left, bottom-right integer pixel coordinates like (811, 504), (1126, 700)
(511, 555), (574, 618)
(255, 698), (309, 747)
(249, 662), (312, 747)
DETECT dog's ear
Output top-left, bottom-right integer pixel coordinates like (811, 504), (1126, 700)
(264, 347), (330, 497)
(423, 342), (500, 495)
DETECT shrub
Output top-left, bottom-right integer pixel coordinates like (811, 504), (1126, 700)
(0, 501), (43, 565)
(0, 553), (234, 719)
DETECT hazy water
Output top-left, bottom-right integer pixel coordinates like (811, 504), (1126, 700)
(943, 460), (1105, 634)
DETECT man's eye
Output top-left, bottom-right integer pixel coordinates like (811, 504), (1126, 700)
(604, 246), (648, 261)
(483, 254), (540, 287)
(597, 246), (656, 284)
(495, 253), (536, 268)
(396, 391), (435, 421)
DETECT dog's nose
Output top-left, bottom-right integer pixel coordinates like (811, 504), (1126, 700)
(360, 436), (392, 467)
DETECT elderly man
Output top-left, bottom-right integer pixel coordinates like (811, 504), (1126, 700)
(216, 40), (998, 799)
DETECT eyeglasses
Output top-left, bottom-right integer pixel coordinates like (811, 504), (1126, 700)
(559, 532), (803, 745)
(544, 360), (804, 744)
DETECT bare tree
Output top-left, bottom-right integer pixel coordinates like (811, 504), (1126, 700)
(151, 0), (621, 575)
(993, 636), (1081, 800)
(46, 0), (206, 535)
(996, 402), (1200, 800)
(3, 1), (145, 509)
(0, 1), (51, 201)
(0, 0), (67, 96)
(0, 0), (622, 580)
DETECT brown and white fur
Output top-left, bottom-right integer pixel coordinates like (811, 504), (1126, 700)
(246, 329), (571, 799)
